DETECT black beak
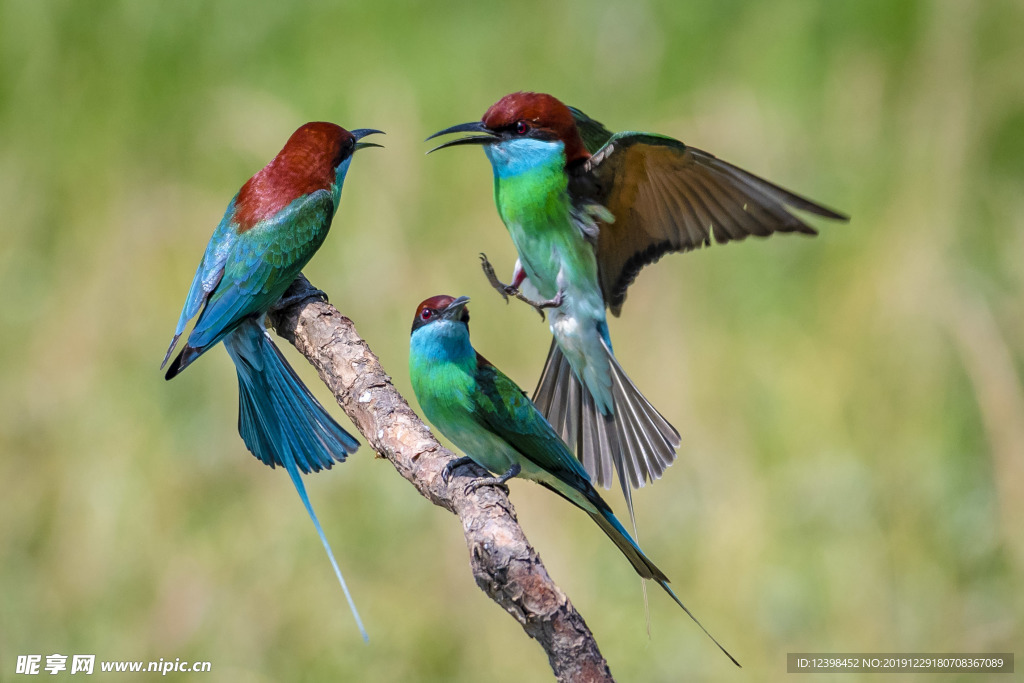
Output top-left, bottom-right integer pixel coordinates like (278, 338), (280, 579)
(441, 295), (470, 321)
(352, 128), (385, 151)
(426, 121), (496, 153)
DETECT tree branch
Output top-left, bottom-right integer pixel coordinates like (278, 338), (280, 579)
(267, 275), (613, 683)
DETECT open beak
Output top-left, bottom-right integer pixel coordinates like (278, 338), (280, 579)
(441, 295), (470, 321)
(426, 121), (496, 153)
(352, 128), (385, 151)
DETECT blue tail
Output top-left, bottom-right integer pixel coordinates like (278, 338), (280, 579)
(590, 503), (739, 666)
(224, 319), (367, 641)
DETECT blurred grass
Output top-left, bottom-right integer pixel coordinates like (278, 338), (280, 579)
(1, 0), (1022, 680)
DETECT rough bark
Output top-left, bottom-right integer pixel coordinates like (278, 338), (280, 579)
(267, 275), (613, 683)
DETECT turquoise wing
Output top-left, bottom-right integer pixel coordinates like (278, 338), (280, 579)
(470, 356), (595, 495)
(185, 189), (335, 352)
(162, 199), (239, 366)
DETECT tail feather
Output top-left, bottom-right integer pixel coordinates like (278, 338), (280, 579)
(281, 448), (368, 643)
(229, 325), (359, 470)
(261, 357), (326, 474)
(590, 506), (740, 668)
(611, 401), (644, 533)
(533, 340), (681, 521)
(657, 579), (741, 668)
(593, 398), (617, 489)
(564, 369), (583, 454)
(609, 350), (678, 477)
(541, 354), (572, 446)
(604, 337), (681, 484)
(224, 321), (366, 640)
(588, 505), (665, 582)
(610, 364), (668, 481)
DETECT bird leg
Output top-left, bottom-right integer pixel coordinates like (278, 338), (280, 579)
(479, 252), (520, 303)
(479, 253), (563, 320)
(465, 463), (521, 496)
(513, 288), (564, 321)
(441, 456), (476, 485)
(534, 289), (565, 310)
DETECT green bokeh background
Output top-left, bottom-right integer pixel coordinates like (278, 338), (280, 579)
(1, 1), (1021, 680)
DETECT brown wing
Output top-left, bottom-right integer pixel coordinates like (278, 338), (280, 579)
(574, 133), (848, 316)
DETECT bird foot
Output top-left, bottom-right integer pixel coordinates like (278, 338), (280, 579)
(478, 253), (562, 321)
(271, 286), (328, 312)
(441, 456), (476, 485)
(479, 253), (513, 304)
(535, 290), (565, 310)
(464, 463), (521, 496)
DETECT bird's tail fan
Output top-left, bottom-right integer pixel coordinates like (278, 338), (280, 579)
(533, 340), (680, 522)
(224, 320), (367, 641)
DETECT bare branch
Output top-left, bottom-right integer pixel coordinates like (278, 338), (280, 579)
(267, 275), (613, 683)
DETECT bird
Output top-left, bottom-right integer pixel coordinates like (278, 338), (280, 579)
(427, 92), (848, 525)
(162, 121), (383, 640)
(408, 294), (739, 666)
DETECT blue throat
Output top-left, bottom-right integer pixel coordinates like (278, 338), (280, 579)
(410, 320), (475, 365)
(484, 138), (566, 179)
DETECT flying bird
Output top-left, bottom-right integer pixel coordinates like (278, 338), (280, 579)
(428, 92), (847, 523)
(163, 122), (383, 640)
(409, 295), (739, 667)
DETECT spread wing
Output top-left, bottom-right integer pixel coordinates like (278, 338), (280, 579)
(574, 132), (848, 315)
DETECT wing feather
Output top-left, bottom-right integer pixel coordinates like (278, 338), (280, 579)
(472, 361), (594, 492)
(573, 133), (848, 315)
(162, 202), (238, 367)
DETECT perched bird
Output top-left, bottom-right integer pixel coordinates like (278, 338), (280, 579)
(428, 92), (848, 523)
(162, 122), (383, 640)
(408, 295), (739, 666)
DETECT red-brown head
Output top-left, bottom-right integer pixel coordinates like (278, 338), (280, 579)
(411, 295), (470, 335)
(426, 92), (589, 166)
(233, 122), (383, 231)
